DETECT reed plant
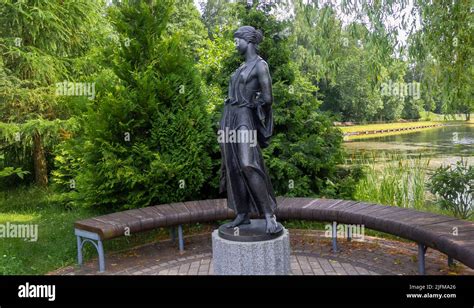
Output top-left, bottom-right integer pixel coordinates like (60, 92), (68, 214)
(354, 152), (430, 210)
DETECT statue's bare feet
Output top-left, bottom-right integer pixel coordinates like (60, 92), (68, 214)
(227, 213), (250, 228)
(265, 214), (279, 234)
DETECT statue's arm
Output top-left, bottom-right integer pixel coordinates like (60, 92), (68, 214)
(256, 60), (273, 106)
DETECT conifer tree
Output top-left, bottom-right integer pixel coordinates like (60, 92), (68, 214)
(75, 0), (213, 209)
(0, 0), (104, 187)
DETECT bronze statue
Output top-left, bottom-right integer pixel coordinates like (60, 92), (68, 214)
(219, 26), (281, 234)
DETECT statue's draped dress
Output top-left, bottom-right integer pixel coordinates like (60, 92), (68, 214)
(219, 56), (277, 216)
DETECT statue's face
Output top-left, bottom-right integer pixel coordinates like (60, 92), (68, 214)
(234, 37), (248, 55)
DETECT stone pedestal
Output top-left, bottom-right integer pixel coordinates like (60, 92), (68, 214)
(212, 222), (290, 275)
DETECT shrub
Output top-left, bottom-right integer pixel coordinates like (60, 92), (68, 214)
(428, 159), (473, 219)
(72, 1), (214, 210)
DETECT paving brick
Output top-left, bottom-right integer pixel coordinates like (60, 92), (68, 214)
(178, 263), (190, 274)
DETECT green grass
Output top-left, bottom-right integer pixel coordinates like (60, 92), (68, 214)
(338, 114), (474, 141)
(344, 126), (444, 141)
(339, 121), (442, 134)
(0, 186), (91, 274)
(0, 186), (209, 275)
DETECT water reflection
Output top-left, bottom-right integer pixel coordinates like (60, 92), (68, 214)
(344, 124), (474, 168)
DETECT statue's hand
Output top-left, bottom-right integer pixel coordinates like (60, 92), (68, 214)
(255, 92), (265, 106)
(265, 214), (279, 234)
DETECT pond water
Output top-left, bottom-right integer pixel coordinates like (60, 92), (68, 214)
(344, 124), (474, 168)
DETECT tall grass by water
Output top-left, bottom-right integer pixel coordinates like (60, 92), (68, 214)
(353, 153), (430, 210)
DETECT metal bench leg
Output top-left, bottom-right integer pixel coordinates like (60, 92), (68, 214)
(347, 225), (352, 242)
(75, 229), (106, 273)
(448, 256), (455, 267)
(98, 239), (105, 273)
(332, 221), (338, 253)
(418, 243), (427, 275)
(178, 225), (184, 252)
(77, 235), (83, 266)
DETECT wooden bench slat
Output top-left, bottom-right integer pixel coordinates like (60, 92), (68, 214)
(153, 204), (180, 226)
(169, 202), (192, 225)
(315, 200), (360, 221)
(362, 210), (437, 237)
(196, 200), (217, 222)
(181, 201), (201, 222)
(135, 206), (167, 230)
(127, 209), (156, 231)
(282, 199), (345, 220)
(90, 217), (126, 239)
(335, 202), (378, 222)
(288, 198), (316, 218)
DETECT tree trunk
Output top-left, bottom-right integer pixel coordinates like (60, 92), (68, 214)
(33, 131), (48, 187)
(466, 113), (471, 121)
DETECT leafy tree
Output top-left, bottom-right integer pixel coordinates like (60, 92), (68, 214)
(322, 38), (384, 122)
(166, 0), (209, 60)
(291, 3), (399, 122)
(410, 1), (473, 120)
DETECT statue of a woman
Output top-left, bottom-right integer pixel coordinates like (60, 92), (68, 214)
(219, 26), (280, 234)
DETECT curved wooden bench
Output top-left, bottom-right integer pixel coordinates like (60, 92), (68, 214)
(74, 197), (474, 273)
(275, 197), (474, 274)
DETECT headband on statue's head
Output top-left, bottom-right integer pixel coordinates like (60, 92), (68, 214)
(234, 26), (263, 45)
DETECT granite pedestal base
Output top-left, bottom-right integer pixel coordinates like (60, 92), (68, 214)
(212, 224), (290, 275)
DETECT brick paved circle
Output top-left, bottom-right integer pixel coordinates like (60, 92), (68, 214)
(150, 254), (381, 275)
(52, 229), (474, 276)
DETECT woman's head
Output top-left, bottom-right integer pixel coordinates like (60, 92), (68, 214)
(234, 26), (263, 55)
